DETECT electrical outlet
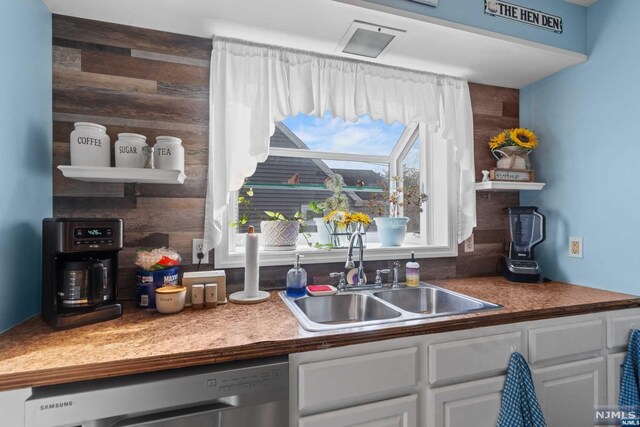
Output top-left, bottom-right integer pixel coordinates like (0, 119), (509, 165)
(192, 238), (209, 264)
(569, 236), (583, 258)
(464, 233), (474, 252)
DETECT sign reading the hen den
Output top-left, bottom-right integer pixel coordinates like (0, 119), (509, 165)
(484, 0), (563, 34)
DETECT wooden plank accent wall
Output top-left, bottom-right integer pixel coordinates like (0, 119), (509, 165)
(52, 15), (519, 299)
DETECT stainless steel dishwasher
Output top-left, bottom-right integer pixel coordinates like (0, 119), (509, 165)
(23, 357), (288, 427)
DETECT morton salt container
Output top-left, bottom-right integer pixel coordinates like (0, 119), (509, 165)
(154, 136), (184, 173)
(115, 133), (148, 168)
(70, 122), (111, 167)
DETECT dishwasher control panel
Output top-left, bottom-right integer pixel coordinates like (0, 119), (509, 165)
(208, 366), (284, 394)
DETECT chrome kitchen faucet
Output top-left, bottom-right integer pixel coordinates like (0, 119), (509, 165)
(345, 231), (366, 286)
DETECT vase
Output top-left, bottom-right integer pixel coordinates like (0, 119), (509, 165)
(313, 218), (331, 245)
(492, 146), (531, 170)
(374, 216), (410, 247)
(260, 220), (300, 251)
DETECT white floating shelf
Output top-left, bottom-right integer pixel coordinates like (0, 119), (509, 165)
(475, 181), (545, 191)
(58, 165), (185, 184)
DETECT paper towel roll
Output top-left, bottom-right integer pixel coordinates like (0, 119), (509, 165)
(244, 226), (260, 297)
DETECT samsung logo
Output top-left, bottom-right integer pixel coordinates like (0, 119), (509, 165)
(40, 401), (73, 411)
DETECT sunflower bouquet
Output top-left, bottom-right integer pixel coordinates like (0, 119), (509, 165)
(489, 128), (538, 151)
(321, 210), (372, 248)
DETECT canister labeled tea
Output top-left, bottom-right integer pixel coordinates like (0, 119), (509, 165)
(154, 136), (184, 173)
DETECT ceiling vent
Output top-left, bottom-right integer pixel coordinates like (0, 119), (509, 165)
(338, 21), (406, 59)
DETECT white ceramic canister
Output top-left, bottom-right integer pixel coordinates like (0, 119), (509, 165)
(70, 122), (111, 167)
(154, 136), (184, 173)
(115, 133), (148, 168)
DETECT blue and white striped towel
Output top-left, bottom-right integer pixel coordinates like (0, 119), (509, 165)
(620, 329), (640, 406)
(497, 352), (547, 427)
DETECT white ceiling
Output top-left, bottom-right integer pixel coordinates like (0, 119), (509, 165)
(43, 0), (587, 89)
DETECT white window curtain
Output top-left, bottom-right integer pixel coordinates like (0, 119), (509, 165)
(203, 37), (475, 253)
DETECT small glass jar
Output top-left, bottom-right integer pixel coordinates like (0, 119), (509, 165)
(154, 136), (184, 173)
(115, 133), (148, 168)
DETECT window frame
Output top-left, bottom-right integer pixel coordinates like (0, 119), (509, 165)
(215, 122), (458, 268)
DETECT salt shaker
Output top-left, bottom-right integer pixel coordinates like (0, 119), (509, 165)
(192, 284), (204, 309)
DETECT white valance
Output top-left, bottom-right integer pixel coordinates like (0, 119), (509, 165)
(204, 37), (476, 252)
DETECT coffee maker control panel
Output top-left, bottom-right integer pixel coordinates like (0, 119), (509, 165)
(50, 218), (123, 252)
(73, 226), (116, 248)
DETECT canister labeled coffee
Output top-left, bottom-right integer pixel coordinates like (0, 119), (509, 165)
(70, 122), (111, 167)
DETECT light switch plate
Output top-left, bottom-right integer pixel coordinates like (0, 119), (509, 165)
(569, 236), (583, 258)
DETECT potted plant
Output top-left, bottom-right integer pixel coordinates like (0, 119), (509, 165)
(369, 176), (428, 247)
(489, 128), (538, 170)
(232, 187), (304, 251)
(232, 186), (330, 251)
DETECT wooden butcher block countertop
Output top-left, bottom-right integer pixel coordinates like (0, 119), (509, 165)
(0, 276), (638, 391)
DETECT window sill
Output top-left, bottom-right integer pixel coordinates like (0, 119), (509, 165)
(215, 242), (457, 268)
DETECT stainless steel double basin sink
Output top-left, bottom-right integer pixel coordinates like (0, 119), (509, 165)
(280, 283), (502, 332)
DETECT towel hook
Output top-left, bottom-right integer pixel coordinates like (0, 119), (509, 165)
(510, 345), (517, 354)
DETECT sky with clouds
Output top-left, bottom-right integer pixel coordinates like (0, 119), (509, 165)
(282, 112), (405, 155)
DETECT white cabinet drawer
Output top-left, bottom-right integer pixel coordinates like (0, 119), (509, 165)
(428, 332), (521, 386)
(299, 395), (417, 427)
(298, 347), (417, 414)
(607, 314), (640, 350)
(528, 319), (603, 363)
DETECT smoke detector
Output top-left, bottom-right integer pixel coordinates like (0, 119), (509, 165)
(337, 21), (406, 59)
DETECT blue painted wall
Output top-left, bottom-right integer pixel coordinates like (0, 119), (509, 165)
(0, 0), (52, 332)
(358, 0), (587, 53)
(521, 0), (639, 294)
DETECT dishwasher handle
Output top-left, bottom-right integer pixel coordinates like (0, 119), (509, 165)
(110, 400), (234, 427)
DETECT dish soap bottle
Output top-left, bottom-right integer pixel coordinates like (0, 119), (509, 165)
(286, 254), (307, 297)
(406, 252), (420, 287)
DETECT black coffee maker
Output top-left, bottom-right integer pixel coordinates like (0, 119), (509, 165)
(42, 218), (123, 329)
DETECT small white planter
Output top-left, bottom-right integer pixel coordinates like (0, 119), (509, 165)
(70, 122), (110, 167)
(115, 133), (148, 168)
(261, 220), (300, 251)
(154, 136), (185, 173)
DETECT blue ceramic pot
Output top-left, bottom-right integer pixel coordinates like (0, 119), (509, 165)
(374, 216), (410, 246)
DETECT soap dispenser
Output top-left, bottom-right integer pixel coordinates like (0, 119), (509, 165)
(286, 254), (307, 297)
(406, 252), (420, 287)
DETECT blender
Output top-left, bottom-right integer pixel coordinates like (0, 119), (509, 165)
(502, 206), (546, 283)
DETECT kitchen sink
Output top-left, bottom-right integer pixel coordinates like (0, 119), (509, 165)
(280, 283), (501, 332)
(294, 293), (402, 325)
(373, 287), (497, 315)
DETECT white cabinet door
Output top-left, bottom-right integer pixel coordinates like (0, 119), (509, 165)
(299, 395), (417, 427)
(607, 352), (626, 405)
(428, 376), (504, 427)
(532, 357), (605, 427)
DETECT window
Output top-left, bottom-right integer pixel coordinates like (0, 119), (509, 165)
(215, 113), (457, 267)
